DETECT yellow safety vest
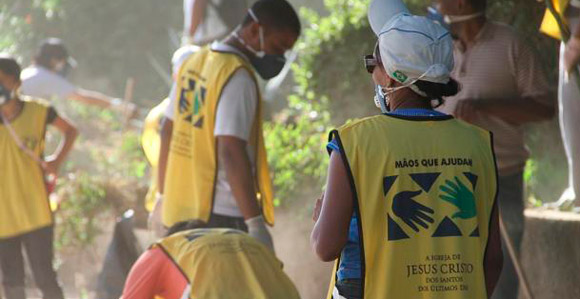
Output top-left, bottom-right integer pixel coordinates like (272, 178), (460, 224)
(0, 97), (52, 239)
(141, 98), (170, 212)
(154, 228), (300, 299)
(540, 0), (570, 40)
(163, 46), (274, 227)
(327, 114), (498, 299)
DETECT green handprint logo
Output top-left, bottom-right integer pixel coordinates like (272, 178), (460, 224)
(439, 177), (476, 219)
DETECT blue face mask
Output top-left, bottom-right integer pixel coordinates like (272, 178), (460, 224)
(426, 6), (450, 30)
(374, 85), (390, 113)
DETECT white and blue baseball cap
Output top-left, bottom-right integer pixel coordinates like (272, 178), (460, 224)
(171, 45), (200, 77)
(368, 0), (454, 85)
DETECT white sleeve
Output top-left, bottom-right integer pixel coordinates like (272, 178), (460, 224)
(21, 71), (77, 99)
(164, 83), (178, 120)
(49, 74), (77, 98)
(214, 68), (257, 141)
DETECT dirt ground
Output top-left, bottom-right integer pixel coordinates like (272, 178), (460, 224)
(25, 199), (332, 299)
(272, 203), (333, 299)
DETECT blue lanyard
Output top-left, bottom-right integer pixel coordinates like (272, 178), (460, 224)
(387, 108), (447, 117)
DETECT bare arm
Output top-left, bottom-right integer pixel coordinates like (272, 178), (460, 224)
(311, 151), (354, 262)
(217, 135), (261, 220)
(455, 96), (555, 125)
(189, 0), (208, 37)
(45, 115), (78, 175)
(476, 96), (555, 124)
(484, 201), (503, 297)
(157, 117), (173, 194)
(69, 89), (115, 108)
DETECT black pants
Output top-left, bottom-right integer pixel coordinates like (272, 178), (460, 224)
(336, 279), (362, 299)
(207, 213), (248, 232)
(491, 172), (524, 299)
(0, 226), (64, 299)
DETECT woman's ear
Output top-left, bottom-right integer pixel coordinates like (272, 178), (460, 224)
(372, 65), (389, 87)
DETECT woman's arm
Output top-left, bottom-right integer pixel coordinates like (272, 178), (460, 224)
(44, 114), (78, 176)
(311, 151), (355, 262)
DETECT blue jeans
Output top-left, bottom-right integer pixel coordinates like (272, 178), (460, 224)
(336, 279), (362, 299)
(491, 172), (524, 299)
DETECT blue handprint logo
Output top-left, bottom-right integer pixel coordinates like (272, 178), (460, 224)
(392, 190), (435, 232)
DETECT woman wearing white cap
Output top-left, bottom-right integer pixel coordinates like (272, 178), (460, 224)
(311, 0), (503, 298)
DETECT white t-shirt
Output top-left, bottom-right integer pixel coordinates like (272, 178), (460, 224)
(20, 66), (77, 99)
(166, 42), (257, 217)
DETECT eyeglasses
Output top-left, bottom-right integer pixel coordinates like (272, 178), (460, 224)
(364, 54), (378, 74)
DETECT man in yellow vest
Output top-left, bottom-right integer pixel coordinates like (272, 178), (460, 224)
(121, 220), (300, 299)
(153, 0), (301, 250)
(311, 0), (503, 298)
(540, 0), (580, 209)
(0, 55), (78, 299)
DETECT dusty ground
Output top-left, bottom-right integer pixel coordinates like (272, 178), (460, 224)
(272, 203), (333, 299)
(20, 199), (332, 299)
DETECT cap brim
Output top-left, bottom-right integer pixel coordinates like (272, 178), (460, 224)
(368, 0), (410, 36)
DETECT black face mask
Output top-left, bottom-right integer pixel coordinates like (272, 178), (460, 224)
(0, 84), (12, 106)
(249, 54), (286, 80)
(233, 9), (287, 80)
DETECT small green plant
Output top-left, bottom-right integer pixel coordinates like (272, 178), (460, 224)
(54, 172), (108, 249)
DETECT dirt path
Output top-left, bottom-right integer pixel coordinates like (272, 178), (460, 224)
(272, 203), (333, 299)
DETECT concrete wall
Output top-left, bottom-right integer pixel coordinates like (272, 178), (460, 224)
(519, 209), (580, 299)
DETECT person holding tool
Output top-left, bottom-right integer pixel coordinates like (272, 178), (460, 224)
(0, 54), (78, 299)
(310, 0), (502, 298)
(121, 220), (300, 299)
(432, 0), (555, 298)
(540, 0), (580, 209)
(20, 38), (135, 115)
(152, 0), (301, 250)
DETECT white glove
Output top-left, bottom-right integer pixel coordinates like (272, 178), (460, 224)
(148, 193), (167, 238)
(245, 215), (275, 252)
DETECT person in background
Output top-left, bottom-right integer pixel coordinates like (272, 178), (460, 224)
(434, 0), (555, 298)
(20, 38), (135, 115)
(540, 0), (580, 209)
(121, 220), (300, 299)
(311, 0), (502, 298)
(182, 0), (252, 45)
(0, 54), (78, 299)
(143, 45), (199, 237)
(154, 0), (301, 250)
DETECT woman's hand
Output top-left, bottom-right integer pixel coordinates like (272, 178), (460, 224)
(313, 194), (324, 222)
(43, 156), (60, 176)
